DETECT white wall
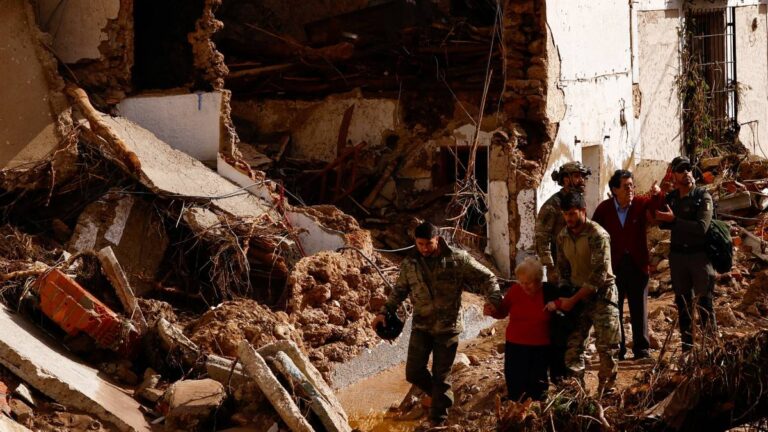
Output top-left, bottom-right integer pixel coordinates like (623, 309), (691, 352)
(540, 0), (636, 216)
(736, 4), (768, 158)
(117, 92), (223, 163)
(637, 9), (682, 162)
(35, 0), (120, 63)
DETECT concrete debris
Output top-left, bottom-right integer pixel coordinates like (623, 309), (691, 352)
(97, 246), (148, 333)
(0, 415), (33, 432)
(0, 306), (150, 432)
(271, 351), (352, 432)
(156, 318), (203, 368)
(237, 341), (314, 432)
(135, 369), (163, 404)
(11, 384), (35, 407)
(69, 193), (168, 297)
(162, 379), (226, 432)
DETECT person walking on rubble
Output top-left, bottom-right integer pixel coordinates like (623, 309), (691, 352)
(545, 191), (620, 394)
(484, 257), (557, 402)
(372, 221), (502, 427)
(534, 161), (591, 382)
(654, 156), (718, 351)
(593, 170), (663, 361)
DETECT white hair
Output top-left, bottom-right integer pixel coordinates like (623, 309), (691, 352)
(514, 257), (544, 282)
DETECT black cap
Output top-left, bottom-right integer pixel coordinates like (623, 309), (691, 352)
(671, 156), (692, 172)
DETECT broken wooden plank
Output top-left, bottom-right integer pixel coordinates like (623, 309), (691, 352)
(271, 351), (351, 432)
(97, 246), (148, 333)
(237, 341), (314, 432)
(0, 306), (150, 432)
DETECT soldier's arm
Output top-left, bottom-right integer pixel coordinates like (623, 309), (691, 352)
(380, 261), (412, 314)
(534, 204), (558, 268)
(583, 229), (613, 298)
(672, 190), (713, 236)
(555, 232), (571, 287)
(459, 252), (502, 307)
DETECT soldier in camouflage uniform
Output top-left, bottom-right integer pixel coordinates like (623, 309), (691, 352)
(372, 222), (502, 425)
(545, 191), (620, 394)
(534, 161), (592, 284)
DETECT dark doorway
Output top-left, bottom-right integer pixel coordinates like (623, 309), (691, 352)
(133, 0), (204, 90)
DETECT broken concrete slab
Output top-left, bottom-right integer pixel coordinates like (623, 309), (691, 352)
(205, 355), (248, 388)
(69, 193), (168, 297)
(0, 306), (150, 432)
(68, 85), (280, 231)
(163, 379), (225, 431)
(0, 0), (72, 169)
(257, 340), (348, 424)
(716, 191), (753, 213)
(117, 92), (224, 165)
(97, 246), (148, 332)
(237, 341), (314, 432)
(271, 351), (351, 432)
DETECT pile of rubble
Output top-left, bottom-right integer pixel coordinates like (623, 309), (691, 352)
(0, 80), (406, 431)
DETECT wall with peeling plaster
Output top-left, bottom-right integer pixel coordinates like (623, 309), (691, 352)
(0, 1), (70, 169)
(736, 5), (768, 158)
(35, 0), (120, 63)
(234, 93), (399, 162)
(540, 0), (636, 215)
(637, 9), (682, 162)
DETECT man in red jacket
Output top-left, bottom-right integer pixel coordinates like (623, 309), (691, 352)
(592, 170), (661, 360)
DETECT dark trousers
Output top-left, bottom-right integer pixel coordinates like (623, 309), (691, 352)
(549, 345), (568, 383)
(504, 343), (549, 401)
(405, 329), (459, 422)
(670, 251), (717, 348)
(616, 254), (650, 357)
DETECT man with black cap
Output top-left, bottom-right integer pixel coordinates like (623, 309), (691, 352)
(372, 221), (501, 427)
(655, 156), (718, 351)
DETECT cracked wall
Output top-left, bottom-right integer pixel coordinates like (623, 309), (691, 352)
(0, 0), (72, 169)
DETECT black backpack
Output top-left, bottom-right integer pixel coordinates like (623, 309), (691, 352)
(693, 188), (733, 274)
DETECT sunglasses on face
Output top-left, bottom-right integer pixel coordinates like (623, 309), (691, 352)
(674, 165), (692, 173)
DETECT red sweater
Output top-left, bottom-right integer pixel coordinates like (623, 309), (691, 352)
(491, 283), (551, 346)
(592, 195), (655, 275)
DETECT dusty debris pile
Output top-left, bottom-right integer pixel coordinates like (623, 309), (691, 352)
(0, 79), (402, 430)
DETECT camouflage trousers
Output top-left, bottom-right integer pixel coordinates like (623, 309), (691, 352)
(564, 285), (620, 387)
(405, 329), (459, 422)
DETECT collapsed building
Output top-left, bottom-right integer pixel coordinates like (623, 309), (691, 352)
(2, 0), (768, 431)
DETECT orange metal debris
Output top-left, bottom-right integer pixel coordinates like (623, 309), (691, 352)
(35, 269), (138, 354)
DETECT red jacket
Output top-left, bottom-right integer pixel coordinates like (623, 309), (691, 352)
(490, 283), (552, 346)
(592, 195), (655, 275)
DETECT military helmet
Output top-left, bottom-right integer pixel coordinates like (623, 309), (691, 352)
(375, 309), (404, 341)
(551, 161), (592, 185)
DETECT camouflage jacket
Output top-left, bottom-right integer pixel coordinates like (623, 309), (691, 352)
(555, 220), (616, 301)
(534, 190), (567, 268)
(382, 238), (502, 335)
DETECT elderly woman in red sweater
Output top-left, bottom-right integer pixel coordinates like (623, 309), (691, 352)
(483, 258), (558, 401)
